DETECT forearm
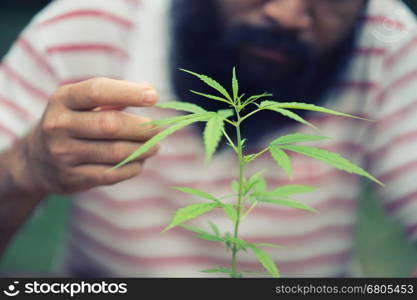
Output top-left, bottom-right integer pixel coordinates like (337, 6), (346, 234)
(0, 137), (47, 255)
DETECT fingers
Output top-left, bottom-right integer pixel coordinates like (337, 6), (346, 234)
(69, 140), (159, 165)
(36, 77), (161, 194)
(58, 78), (158, 111)
(67, 110), (160, 141)
(93, 105), (125, 112)
(74, 162), (143, 188)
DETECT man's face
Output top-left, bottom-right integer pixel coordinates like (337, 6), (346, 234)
(216, 0), (365, 68)
(170, 0), (367, 145)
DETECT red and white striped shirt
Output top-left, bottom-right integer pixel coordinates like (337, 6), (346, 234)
(1, 0), (417, 277)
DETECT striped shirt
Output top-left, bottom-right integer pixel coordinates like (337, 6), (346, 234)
(1, 0), (417, 277)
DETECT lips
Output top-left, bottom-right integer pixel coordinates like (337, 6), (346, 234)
(245, 45), (289, 64)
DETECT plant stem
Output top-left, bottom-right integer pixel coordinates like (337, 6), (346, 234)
(222, 129), (238, 153)
(241, 201), (258, 221)
(239, 108), (262, 123)
(223, 118), (236, 127)
(247, 146), (270, 162)
(231, 112), (246, 277)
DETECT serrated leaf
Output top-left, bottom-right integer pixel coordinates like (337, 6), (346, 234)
(232, 67), (239, 102)
(251, 176), (266, 194)
(265, 107), (319, 130)
(262, 185), (317, 197)
(203, 115), (224, 163)
(156, 101), (207, 114)
(241, 270), (269, 275)
(201, 267), (233, 275)
(181, 69), (233, 102)
(271, 133), (329, 145)
(243, 92), (273, 106)
(196, 233), (224, 242)
(260, 101), (370, 120)
(139, 113), (199, 128)
(237, 93), (246, 104)
(162, 203), (218, 232)
(217, 109), (234, 119)
(172, 186), (221, 204)
(190, 90), (231, 104)
(179, 224), (208, 235)
(251, 243), (283, 249)
(247, 177), (266, 204)
(249, 246), (280, 278)
(256, 197), (318, 213)
(249, 170), (266, 183)
(224, 232), (232, 249)
(246, 170), (266, 193)
(180, 225), (223, 242)
(113, 114), (211, 169)
(269, 147), (293, 180)
(209, 221), (220, 237)
(222, 204), (237, 223)
(280, 145), (384, 186)
(231, 180), (239, 193)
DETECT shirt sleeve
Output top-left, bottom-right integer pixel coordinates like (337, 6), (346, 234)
(365, 32), (417, 245)
(0, 0), (138, 152)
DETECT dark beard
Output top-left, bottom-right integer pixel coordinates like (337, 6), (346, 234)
(169, 0), (362, 149)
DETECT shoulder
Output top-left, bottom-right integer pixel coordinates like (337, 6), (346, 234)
(351, 0), (417, 112)
(12, 0), (144, 83)
(359, 0), (417, 67)
(21, 0), (142, 54)
(32, 0), (140, 26)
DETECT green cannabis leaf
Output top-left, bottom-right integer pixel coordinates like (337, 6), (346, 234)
(222, 204), (238, 224)
(262, 107), (319, 130)
(156, 101), (207, 114)
(260, 184), (317, 197)
(204, 114), (225, 163)
(180, 68), (233, 103)
(242, 92), (273, 108)
(172, 186), (222, 204)
(209, 221), (221, 237)
(113, 113), (212, 169)
(249, 246), (280, 278)
(269, 147), (293, 180)
(201, 267), (234, 276)
(256, 197), (317, 213)
(232, 67), (239, 103)
(180, 225), (224, 242)
(278, 144), (384, 186)
(196, 232), (225, 243)
(190, 90), (231, 104)
(139, 113), (203, 128)
(260, 101), (371, 121)
(162, 203), (219, 233)
(251, 243), (282, 249)
(271, 133), (330, 145)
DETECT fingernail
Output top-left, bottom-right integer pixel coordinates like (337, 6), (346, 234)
(143, 90), (158, 105)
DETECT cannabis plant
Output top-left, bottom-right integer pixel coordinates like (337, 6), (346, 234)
(113, 68), (382, 278)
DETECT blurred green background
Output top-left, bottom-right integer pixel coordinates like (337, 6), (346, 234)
(0, 0), (416, 277)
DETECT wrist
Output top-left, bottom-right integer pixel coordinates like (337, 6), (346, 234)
(6, 134), (49, 199)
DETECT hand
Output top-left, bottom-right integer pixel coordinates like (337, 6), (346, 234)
(12, 77), (160, 195)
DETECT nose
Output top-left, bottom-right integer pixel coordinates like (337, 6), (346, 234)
(262, 0), (312, 31)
